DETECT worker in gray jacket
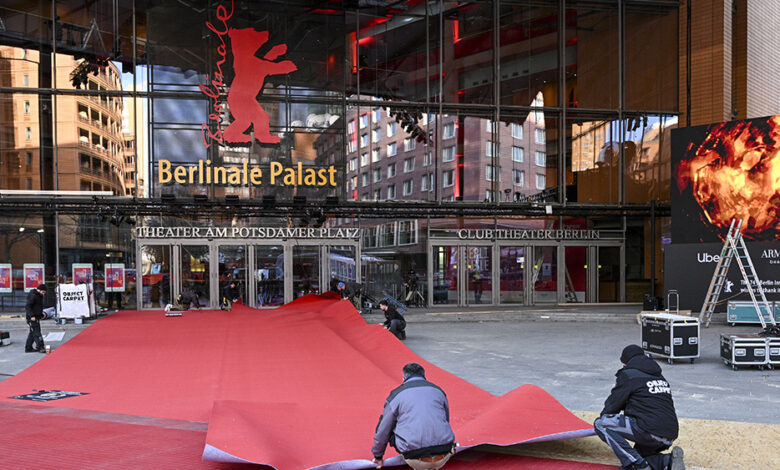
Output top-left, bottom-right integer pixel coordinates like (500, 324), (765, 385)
(371, 363), (456, 470)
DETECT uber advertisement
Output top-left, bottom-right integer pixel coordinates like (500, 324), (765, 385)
(669, 115), (780, 310)
(665, 242), (780, 311)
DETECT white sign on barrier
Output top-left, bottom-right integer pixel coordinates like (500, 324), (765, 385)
(58, 283), (90, 319)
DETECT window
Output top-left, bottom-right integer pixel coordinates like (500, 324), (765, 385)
(512, 123), (524, 139)
(26, 178), (32, 190)
(535, 151), (546, 167)
(347, 139), (357, 153)
(387, 142), (397, 156)
(423, 151), (432, 167)
(25, 127), (31, 140)
(513, 169), (525, 187)
(349, 158), (358, 172)
(387, 121), (397, 137)
(535, 128), (545, 144)
(362, 193), (370, 201)
(26, 152), (33, 166)
(373, 189), (381, 200)
(486, 141), (493, 157)
(399, 221), (418, 245)
(372, 127), (381, 143)
(403, 179), (413, 196)
(486, 120), (493, 132)
(403, 157), (415, 173)
(404, 137), (415, 151)
(359, 113), (369, 129)
(360, 134), (369, 148)
(486, 165), (500, 182)
(442, 146), (455, 162)
(443, 169), (455, 187)
(372, 108), (380, 123)
(512, 146), (524, 162)
(372, 148), (381, 163)
(485, 190), (495, 202)
(421, 173), (434, 192)
(348, 120), (356, 134)
(24, 101), (30, 114)
(443, 123), (455, 139)
(361, 172), (368, 187)
(360, 153), (369, 166)
(387, 163), (396, 178)
(387, 184), (396, 200)
(22, 74), (29, 87)
(536, 173), (546, 189)
(350, 176), (358, 190)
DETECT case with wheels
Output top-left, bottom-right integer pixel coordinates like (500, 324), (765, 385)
(726, 301), (778, 326)
(768, 338), (780, 369)
(640, 313), (700, 364)
(720, 334), (768, 370)
(0, 330), (9, 346)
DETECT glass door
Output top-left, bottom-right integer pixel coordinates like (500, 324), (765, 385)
(564, 246), (588, 303)
(326, 245), (357, 288)
(432, 245), (458, 305)
(465, 246), (492, 305)
(181, 245), (210, 307)
(140, 245), (171, 308)
(598, 246), (621, 302)
(292, 245), (320, 299)
(532, 246), (558, 304)
(254, 245), (284, 307)
(219, 245), (246, 304)
(500, 246), (525, 304)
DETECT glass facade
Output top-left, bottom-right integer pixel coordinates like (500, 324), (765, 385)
(0, 1), (679, 310)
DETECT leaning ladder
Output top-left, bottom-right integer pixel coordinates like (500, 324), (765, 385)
(699, 219), (775, 328)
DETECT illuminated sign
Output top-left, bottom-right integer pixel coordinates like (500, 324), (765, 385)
(455, 229), (601, 240)
(157, 160), (337, 187)
(136, 226), (362, 239)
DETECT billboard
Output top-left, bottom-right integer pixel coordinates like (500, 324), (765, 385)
(671, 115), (780, 243)
(669, 115), (780, 310)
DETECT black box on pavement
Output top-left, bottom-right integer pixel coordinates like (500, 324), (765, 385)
(643, 294), (664, 311)
(640, 313), (700, 364)
(0, 330), (10, 346)
(767, 337), (780, 368)
(720, 334), (768, 370)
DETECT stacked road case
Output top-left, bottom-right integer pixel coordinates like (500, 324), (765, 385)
(727, 301), (780, 326)
(720, 333), (769, 371)
(640, 313), (700, 364)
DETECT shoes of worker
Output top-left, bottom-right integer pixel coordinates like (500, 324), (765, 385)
(669, 446), (685, 470)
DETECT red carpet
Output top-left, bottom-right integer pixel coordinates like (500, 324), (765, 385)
(0, 294), (610, 469)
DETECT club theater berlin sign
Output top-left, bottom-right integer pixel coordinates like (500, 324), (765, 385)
(157, 0), (337, 189)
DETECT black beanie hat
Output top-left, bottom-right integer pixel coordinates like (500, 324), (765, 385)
(37, 284), (47, 291)
(620, 344), (645, 364)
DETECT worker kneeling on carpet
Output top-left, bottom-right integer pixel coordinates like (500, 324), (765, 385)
(594, 345), (685, 470)
(379, 299), (406, 340)
(371, 363), (456, 470)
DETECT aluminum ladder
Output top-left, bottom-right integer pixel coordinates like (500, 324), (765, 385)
(699, 219), (775, 328)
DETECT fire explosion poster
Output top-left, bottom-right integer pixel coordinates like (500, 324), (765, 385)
(671, 115), (780, 243)
(669, 116), (780, 310)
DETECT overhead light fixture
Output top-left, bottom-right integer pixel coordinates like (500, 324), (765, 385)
(545, 205), (553, 215)
(19, 227), (25, 232)
(37, 228), (45, 233)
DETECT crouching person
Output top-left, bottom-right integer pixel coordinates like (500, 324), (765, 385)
(594, 345), (685, 470)
(371, 363), (456, 470)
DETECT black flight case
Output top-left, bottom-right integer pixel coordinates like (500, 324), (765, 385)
(720, 333), (768, 371)
(640, 313), (700, 364)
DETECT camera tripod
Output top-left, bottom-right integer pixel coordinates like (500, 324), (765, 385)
(404, 284), (425, 307)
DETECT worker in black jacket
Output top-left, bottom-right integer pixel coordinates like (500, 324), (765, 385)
(379, 299), (406, 340)
(594, 345), (685, 470)
(222, 281), (240, 310)
(25, 284), (47, 353)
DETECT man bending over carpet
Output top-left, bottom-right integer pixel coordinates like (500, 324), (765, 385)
(371, 363), (456, 469)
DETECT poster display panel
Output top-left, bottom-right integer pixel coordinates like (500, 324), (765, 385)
(105, 264), (125, 292)
(0, 264), (11, 293)
(23, 264), (45, 292)
(73, 264), (94, 286)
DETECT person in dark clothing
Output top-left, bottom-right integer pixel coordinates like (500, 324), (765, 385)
(177, 291), (201, 310)
(594, 345), (685, 470)
(222, 281), (240, 310)
(379, 299), (406, 340)
(371, 363), (456, 470)
(337, 281), (362, 309)
(25, 284), (47, 353)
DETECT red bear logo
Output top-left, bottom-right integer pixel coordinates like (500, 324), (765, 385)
(223, 28), (297, 144)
